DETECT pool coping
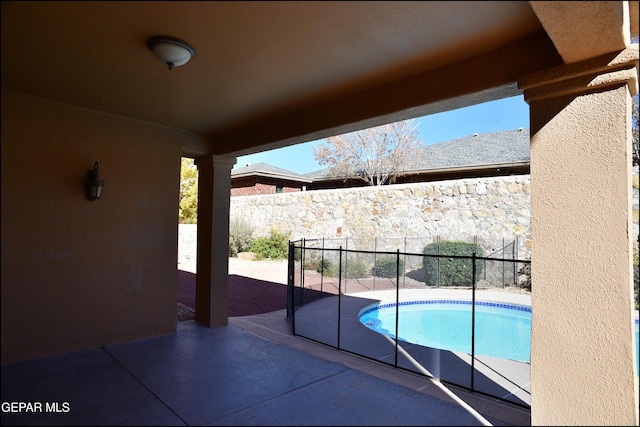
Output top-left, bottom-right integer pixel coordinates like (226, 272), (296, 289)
(348, 288), (532, 308)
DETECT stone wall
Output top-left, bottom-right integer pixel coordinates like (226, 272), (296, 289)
(230, 175), (533, 259)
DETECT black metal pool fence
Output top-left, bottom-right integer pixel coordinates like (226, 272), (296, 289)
(286, 236), (532, 408)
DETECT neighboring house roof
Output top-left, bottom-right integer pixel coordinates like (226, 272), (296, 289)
(402, 127), (530, 173)
(305, 128), (530, 180)
(231, 162), (313, 183)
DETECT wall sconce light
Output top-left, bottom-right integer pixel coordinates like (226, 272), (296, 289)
(147, 35), (195, 70)
(87, 162), (104, 201)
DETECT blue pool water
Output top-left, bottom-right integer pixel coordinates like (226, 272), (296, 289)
(360, 300), (640, 367)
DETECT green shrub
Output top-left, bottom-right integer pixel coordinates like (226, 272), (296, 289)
(316, 256), (369, 278)
(249, 230), (290, 260)
(423, 240), (484, 287)
(342, 257), (370, 279)
(228, 214), (255, 257)
(372, 256), (404, 278)
(304, 257), (335, 276)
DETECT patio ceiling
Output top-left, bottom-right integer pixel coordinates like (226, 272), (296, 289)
(1, 2), (635, 156)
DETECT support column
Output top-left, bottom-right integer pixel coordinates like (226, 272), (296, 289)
(194, 155), (237, 327)
(519, 46), (639, 425)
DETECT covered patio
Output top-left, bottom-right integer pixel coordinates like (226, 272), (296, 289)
(2, 2), (638, 425)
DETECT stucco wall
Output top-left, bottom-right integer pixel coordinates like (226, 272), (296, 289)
(0, 90), (194, 364)
(526, 82), (638, 425)
(230, 175), (533, 259)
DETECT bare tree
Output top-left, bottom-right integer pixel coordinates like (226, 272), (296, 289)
(313, 119), (423, 186)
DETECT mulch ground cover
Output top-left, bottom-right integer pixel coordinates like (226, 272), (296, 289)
(177, 270), (288, 320)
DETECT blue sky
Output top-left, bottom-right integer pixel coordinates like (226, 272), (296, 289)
(234, 95), (530, 174)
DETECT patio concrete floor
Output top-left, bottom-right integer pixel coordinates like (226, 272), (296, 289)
(1, 307), (530, 426)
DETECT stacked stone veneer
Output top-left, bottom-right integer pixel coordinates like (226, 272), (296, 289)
(230, 175), (533, 259)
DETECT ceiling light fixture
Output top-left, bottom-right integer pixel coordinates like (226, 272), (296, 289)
(147, 35), (195, 70)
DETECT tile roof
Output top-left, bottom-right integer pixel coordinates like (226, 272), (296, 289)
(404, 128), (530, 171)
(231, 162), (312, 182)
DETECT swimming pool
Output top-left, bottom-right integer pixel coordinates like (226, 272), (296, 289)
(359, 299), (532, 362)
(360, 299), (640, 368)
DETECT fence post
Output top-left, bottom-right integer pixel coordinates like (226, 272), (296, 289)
(436, 236), (440, 288)
(337, 246), (343, 350)
(287, 240), (295, 333)
(373, 237), (377, 291)
(471, 250), (477, 391)
(344, 237), (348, 294)
(394, 249), (400, 367)
(513, 237), (518, 286)
(300, 238), (305, 307)
(320, 237), (325, 297)
(502, 237), (506, 289)
(403, 237), (407, 289)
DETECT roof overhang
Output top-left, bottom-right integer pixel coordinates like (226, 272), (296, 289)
(400, 160), (530, 176)
(231, 170), (313, 184)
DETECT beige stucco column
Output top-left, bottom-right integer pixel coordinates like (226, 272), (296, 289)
(194, 155), (237, 327)
(519, 46), (639, 425)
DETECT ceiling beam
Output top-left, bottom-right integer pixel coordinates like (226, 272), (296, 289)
(219, 32), (562, 156)
(529, 1), (631, 64)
